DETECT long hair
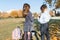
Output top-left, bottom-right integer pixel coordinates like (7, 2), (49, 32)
(23, 3), (30, 17)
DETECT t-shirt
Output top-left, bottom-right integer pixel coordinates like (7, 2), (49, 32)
(38, 10), (51, 24)
(12, 28), (21, 39)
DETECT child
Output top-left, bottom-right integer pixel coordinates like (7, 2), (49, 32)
(23, 3), (34, 40)
(38, 4), (53, 40)
(12, 26), (22, 40)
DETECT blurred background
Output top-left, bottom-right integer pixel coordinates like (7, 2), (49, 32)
(0, 0), (60, 40)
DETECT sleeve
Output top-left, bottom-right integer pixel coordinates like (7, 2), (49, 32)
(28, 12), (34, 22)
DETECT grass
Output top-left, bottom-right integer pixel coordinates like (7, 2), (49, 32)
(0, 18), (60, 40)
(0, 18), (25, 40)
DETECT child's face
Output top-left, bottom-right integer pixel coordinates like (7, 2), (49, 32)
(23, 5), (30, 12)
(41, 8), (47, 12)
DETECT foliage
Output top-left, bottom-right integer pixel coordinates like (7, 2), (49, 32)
(34, 19), (60, 39)
(0, 18), (60, 40)
(45, 0), (60, 8)
(0, 10), (23, 18)
(10, 10), (18, 18)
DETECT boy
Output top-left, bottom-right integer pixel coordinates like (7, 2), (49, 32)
(38, 4), (52, 40)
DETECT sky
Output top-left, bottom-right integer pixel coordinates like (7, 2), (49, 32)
(0, 0), (49, 13)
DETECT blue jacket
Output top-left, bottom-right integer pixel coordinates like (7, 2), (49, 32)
(24, 11), (34, 32)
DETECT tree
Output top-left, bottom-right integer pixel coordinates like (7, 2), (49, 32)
(55, 0), (60, 8)
(0, 12), (1, 18)
(45, 0), (60, 8)
(45, 0), (52, 5)
(10, 10), (18, 18)
(1, 12), (9, 18)
(18, 10), (23, 17)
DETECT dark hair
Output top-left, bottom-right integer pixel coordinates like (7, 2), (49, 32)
(23, 3), (30, 8)
(40, 4), (47, 10)
(17, 26), (20, 28)
(23, 3), (30, 17)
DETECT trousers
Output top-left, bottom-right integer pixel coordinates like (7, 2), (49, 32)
(40, 23), (50, 40)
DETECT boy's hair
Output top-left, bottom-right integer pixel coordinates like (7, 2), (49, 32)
(23, 3), (30, 8)
(40, 4), (47, 10)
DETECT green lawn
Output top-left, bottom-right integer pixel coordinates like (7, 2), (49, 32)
(0, 18), (60, 40)
(0, 18), (25, 40)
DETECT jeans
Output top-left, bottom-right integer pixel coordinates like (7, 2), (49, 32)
(40, 23), (50, 40)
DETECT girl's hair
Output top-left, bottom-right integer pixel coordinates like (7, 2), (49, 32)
(23, 3), (30, 9)
(23, 3), (30, 17)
